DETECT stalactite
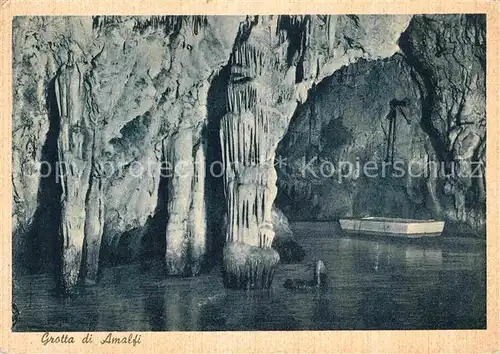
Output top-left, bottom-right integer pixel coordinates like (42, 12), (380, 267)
(221, 14), (357, 288)
(80, 76), (105, 285)
(93, 15), (209, 36)
(326, 16), (337, 52)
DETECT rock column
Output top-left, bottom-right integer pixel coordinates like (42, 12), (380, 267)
(163, 128), (207, 276)
(81, 159), (105, 284)
(220, 18), (288, 289)
(55, 52), (104, 292)
(55, 54), (93, 292)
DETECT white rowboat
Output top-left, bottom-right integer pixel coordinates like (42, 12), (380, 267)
(339, 217), (445, 238)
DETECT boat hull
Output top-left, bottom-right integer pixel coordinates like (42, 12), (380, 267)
(339, 217), (445, 238)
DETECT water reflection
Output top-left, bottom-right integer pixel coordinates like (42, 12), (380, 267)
(144, 295), (165, 330)
(346, 236), (445, 272)
(405, 245), (443, 266)
(13, 222), (486, 331)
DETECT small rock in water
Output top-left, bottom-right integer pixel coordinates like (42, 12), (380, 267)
(313, 260), (327, 287)
(284, 260), (328, 289)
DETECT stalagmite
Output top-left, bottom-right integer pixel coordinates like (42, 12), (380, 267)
(220, 14), (384, 289)
(164, 130), (194, 275)
(81, 160), (105, 284)
(220, 17), (287, 289)
(163, 130), (207, 276)
(187, 141), (207, 275)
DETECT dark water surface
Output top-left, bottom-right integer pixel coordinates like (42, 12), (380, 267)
(13, 222), (486, 331)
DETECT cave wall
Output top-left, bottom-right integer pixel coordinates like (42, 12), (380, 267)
(276, 54), (430, 220)
(276, 14), (486, 234)
(400, 15), (486, 232)
(12, 16), (245, 282)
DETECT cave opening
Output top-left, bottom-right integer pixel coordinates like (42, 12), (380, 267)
(24, 77), (63, 276)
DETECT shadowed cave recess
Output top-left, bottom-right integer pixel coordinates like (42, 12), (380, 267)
(12, 15), (485, 294)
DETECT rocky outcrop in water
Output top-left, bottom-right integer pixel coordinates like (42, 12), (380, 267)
(219, 15), (411, 288)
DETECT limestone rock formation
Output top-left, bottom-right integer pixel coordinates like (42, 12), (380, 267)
(12, 16), (244, 291)
(399, 15), (486, 232)
(12, 15), (486, 294)
(276, 15), (486, 234)
(276, 55), (428, 220)
(271, 207), (305, 264)
(12, 17), (94, 278)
